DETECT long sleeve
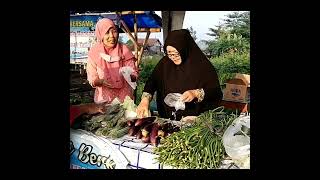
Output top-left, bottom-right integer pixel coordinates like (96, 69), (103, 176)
(143, 64), (160, 97)
(86, 57), (99, 87)
(202, 78), (223, 105)
(121, 44), (138, 78)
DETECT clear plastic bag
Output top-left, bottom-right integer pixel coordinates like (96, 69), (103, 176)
(164, 93), (185, 111)
(222, 115), (250, 169)
(119, 66), (137, 89)
(122, 96), (137, 119)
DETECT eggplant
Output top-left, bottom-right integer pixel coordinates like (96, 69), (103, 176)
(134, 116), (157, 127)
(141, 134), (150, 143)
(141, 123), (154, 137)
(127, 118), (138, 127)
(157, 130), (165, 137)
(156, 136), (161, 146)
(150, 123), (160, 146)
(128, 126), (140, 136)
(161, 122), (173, 132)
(159, 122), (173, 137)
(127, 120), (133, 127)
(172, 125), (180, 132)
(136, 130), (143, 139)
(141, 129), (148, 137)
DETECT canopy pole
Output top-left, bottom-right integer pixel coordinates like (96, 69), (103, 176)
(116, 13), (138, 49)
(133, 12), (139, 60)
(137, 29), (150, 66)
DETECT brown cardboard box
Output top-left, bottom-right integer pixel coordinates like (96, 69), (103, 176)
(235, 73), (250, 87)
(236, 73), (250, 103)
(223, 78), (249, 103)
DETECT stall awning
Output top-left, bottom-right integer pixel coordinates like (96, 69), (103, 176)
(70, 11), (162, 33)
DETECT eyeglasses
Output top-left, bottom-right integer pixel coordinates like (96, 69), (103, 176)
(166, 53), (180, 58)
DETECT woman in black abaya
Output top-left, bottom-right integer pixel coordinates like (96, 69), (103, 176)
(136, 29), (222, 120)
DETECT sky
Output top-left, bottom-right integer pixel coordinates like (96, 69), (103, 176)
(120, 11), (247, 44)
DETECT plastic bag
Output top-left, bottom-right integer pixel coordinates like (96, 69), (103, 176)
(180, 116), (197, 126)
(111, 97), (121, 105)
(119, 66), (137, 89)
(222, 115), (250, 169)
(121, 96), (137, 119)
(122, 96), (136, 112)
(164, 93), (185, 111)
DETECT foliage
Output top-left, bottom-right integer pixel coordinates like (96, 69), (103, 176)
(210, 50), (250, 85)
(187, 26), (197, 42)
(206, 11), (250, 57)
(135, 55), (162, 104)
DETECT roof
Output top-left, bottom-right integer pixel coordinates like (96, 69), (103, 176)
(137, 38), (161, 46)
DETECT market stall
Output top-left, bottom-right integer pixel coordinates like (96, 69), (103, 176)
(69, 11), (250, 170)
(70, 98), (250, 169)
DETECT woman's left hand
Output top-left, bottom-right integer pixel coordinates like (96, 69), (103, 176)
(86, 103), (106, 114)
(130, 74), (137, 82)
(181, 90), (198, 102)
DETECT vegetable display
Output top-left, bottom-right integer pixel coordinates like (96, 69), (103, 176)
(83, 103), (129, 139)
(127, 117), (180, 146)
(153, 107), (238, 169)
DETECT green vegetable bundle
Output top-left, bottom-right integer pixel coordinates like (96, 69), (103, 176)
(153, 107), (238, 169)
(83, 104), (129, 139)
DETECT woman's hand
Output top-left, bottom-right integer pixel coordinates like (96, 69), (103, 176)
(136, 97), (150, 118)
(130, 74), (137, 82)
(86, 103), (106, 114)
(181, 90), (199, 102)
(94, 79), (113, 88)
(78, 103), (106, 115)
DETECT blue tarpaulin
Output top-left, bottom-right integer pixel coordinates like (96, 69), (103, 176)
(120, 13), (162, 29)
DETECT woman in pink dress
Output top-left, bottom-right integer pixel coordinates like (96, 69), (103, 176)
(86, 18), (138, 104)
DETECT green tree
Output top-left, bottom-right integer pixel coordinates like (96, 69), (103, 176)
(225, 12), (250, 39)
(205, 11), (250, 84)
(126, 39), (133, 46)
(207, 33), (249, 57)
(210, 51), (250, 85)
(206, 24), (227, 38)
(206, 11), (250, 57)
(125, 39), (134, 51)
(187, 26), (197, 42)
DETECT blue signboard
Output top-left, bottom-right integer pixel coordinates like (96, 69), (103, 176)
(70, 15), (102, 33)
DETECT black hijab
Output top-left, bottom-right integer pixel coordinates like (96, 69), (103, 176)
(144, 29), (222, 120)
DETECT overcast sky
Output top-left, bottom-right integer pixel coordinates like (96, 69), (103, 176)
(121, 11), (247, 44)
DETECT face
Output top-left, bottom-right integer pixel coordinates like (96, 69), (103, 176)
(166, 46), (182, 65)
(103, 27), (118, 48)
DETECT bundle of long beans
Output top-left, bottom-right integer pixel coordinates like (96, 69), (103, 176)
(154, 107), (238, 169)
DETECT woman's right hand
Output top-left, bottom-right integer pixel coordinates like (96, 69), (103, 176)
(136, 97), (150, 118)
(94, 79), (112, 88)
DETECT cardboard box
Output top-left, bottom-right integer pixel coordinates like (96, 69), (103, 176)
(223, 73), (250, 103)
(223, 78), (248, 102)
(235, 73), (250, 87)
